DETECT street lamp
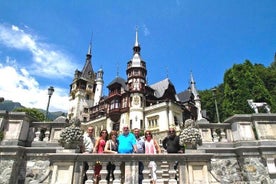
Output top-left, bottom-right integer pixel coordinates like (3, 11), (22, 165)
(212, 88), (221, 123)
(45, 86), (54, 120)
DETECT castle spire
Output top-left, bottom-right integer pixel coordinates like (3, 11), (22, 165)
(190, 72), (202, 120)
(133, 26), (141, 54)
(190, 72), (199, 100)
(81, 42), (94, 79)
(135, 26), (139, 47)
(87, 42), (92, 56)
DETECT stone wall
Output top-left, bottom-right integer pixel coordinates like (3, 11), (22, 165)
(0, 111), (276, 184)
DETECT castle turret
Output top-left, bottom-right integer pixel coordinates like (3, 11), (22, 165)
(68, 43), (96, 121)
(94, 68), (104, 106)
(126, 29), (147, 129)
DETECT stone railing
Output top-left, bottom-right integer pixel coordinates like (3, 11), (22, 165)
(48, 152), (213, 184)
(198, 123), (232, 143)
(1, 113), (276, 183)
(30, 121), (68, 147)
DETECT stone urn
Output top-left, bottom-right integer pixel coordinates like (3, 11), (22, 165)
(58, 118), (83, 152)
(179, 119), (202, 150)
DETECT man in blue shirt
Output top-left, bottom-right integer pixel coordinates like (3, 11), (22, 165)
(117, 125), (137, 153)
(117, 125), (138, 183)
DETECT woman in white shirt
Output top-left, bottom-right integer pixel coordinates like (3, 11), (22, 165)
(144, 130), (161, 184)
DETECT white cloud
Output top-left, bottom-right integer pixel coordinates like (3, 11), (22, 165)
(0, 61), (69, 112)
(0, 23), (77, 79)
(142, 24), (150, 36)
(0, 23), (73, 112)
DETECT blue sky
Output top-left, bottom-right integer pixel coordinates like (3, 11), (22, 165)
(0, 1), (275, 112)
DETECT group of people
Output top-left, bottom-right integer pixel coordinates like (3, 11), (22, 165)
(82, 125), (183, 184)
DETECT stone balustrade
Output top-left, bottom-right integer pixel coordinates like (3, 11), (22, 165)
(30, 121), (68, 147)
(48, 152), (213, 184)
(1, 112), (276, 183)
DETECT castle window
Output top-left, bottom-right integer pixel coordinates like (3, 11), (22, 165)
(130, 120), (132, 129)
(110, 99), (120, 109)
(140, 120), (143, 129)
(122, 98), (127, 108)
(84, 108), (88, 113)
(174, 116), (179, 126)
(147, 116), (159, 129)
(134, 69), (139, 76)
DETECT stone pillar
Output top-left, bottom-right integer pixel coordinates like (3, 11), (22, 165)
(0, 147), (26, 184)
(124, 161), (138, 184)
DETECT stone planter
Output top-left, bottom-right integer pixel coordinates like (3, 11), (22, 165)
(62, 142), (81, 153)
(185, 142), (197, 149)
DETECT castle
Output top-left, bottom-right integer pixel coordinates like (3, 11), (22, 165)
(0, 31), (276, 184)
(68, 30), (201, 140)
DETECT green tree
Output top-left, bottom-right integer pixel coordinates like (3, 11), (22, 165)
(222, 60), (272, 118)
(254, 64), (276, 111)
(13, 107), (45, 122)
(199, 84), (224, 123)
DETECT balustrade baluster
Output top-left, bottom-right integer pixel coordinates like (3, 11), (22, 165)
(156, 160), (164, 184)
(85, 161), (95, 184)
(43, 129), (50, 141)
(34, 128), (40, 141)
(168, 161), (177, 184)
(99, 161), (108, 184)
(212, 129), (219, 142)
(220, 129), (227, 142)
(112, 161), (121, 184)
(142, 160), (151, 183)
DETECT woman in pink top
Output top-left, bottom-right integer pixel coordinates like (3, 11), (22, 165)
(94, 129), (108, 153)
(144, 130), (161, 184)
(93, 129), (108, 183)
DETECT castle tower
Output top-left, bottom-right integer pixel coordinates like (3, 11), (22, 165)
(126, 29), (147, 129)
(68, 43), (96, 121)
(93, 68), (104, 106)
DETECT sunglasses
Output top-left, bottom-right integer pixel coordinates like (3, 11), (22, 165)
(169, 130), (175, 133)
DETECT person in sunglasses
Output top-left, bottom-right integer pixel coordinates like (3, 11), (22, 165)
(93, 129), (109, 183)
(162, 127), (182, 153)
(162, 127), (183, 180)
(144, 130), (161, 184)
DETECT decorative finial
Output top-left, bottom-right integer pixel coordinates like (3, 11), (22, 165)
(135, 26), (139, 47)
(190, 71), (195, 84)
(88, 32), (93, 55)
(116, 63), (119, 77)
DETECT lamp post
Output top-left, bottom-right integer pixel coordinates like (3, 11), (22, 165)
(45, 86), (54, 120)
(212, 88), (220, 123)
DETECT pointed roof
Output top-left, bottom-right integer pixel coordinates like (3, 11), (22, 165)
(177, 90), (193, 103)
(81, 43), (94, 79)
(190, 72), (199, 100)
(150, 78), (174, 98)
(133, 27), (141, 54)
(107, 76), (127, 90)
(131, 28), (142, 66)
